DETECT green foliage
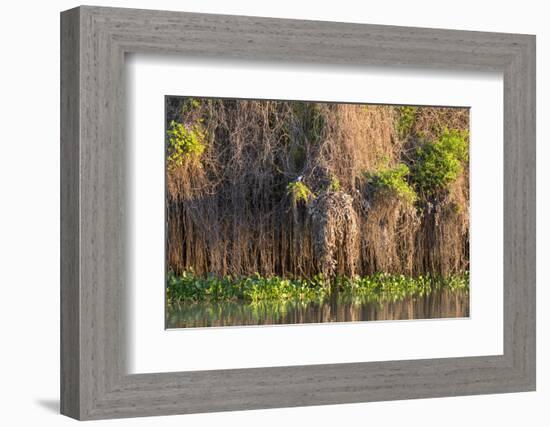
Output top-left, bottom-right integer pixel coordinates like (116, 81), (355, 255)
(328, 176), (341, 192)
(187, 98), (201, 110)
(396, 106), (418, 139)
(286, 181), (314, 204)
(167, 120), (207, 167)
(413, 128), (469, 195)
(167, 271), (329, 303)
(336, 271), (469, 303)
(365, 164), (417, 204)
(166, 271), (469, 304)
(176, 97), (202, 116)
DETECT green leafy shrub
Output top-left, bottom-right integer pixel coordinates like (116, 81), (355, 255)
(396, 106), (418, 139)
(365, 164), (417, 204)
(167, 119), (207, 167)
(286, 181), (314, 204)
(413, 129), (468, 195)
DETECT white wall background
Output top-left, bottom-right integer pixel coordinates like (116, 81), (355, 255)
(0, 0), (546, 425)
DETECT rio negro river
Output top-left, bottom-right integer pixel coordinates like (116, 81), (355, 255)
(166, 288), (469, 329)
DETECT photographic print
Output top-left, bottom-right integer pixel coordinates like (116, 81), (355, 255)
(165, 97), (470, 328)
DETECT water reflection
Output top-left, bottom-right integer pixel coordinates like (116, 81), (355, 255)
(166, 289), (469, 328)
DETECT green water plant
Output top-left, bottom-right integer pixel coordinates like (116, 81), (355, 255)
(167, 271), (330, 303)
(166, 270), (469, 305)
(336, 271), (469, 303)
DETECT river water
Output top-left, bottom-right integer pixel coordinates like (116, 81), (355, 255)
(166, 288), (469, 328)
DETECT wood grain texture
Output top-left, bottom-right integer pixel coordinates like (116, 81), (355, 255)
(60, 7), (80, 419)
(60, 5), (536, 420)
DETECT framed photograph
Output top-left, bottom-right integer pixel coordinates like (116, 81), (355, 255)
(61, 6), (536, 420)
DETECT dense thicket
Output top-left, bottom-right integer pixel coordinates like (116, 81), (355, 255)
(166, 98), (469, 280)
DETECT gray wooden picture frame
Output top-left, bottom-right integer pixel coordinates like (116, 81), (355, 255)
(60, 5), (536, 420)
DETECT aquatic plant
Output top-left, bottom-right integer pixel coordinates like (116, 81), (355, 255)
(167, 270), (330, 303)
(166, 270), (469, 304)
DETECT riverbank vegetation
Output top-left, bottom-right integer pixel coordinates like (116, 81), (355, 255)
(167, 270), (469, 304)
(165, 98), (470, 315)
